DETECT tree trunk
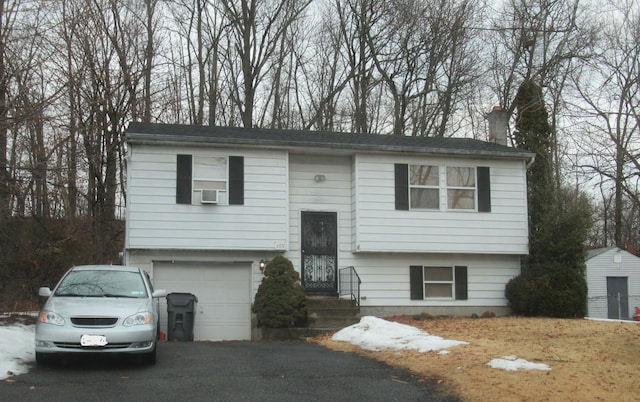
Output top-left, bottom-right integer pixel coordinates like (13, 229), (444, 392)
(143, 0), (155, 122)
(0, 0), (9, 218)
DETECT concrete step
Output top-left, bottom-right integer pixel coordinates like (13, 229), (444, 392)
(306, 297), (358, 309)
(306, 297), (360, 330)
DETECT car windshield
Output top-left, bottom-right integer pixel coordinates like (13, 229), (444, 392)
(54, 270), (148, 298)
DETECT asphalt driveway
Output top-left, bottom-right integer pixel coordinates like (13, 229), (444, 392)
(2, 341), (459, 401)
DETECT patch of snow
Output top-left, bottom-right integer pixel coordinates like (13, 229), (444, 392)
(486, 355), (551, 371)
(332, 316), (468, 353)
(0, 324), (35, 380)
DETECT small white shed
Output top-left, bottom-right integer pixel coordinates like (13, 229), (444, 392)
(586, 247), (640, 320)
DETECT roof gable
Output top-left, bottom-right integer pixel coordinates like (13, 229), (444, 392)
(586, 247), (640, 262)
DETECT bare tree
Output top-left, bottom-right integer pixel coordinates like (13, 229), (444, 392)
(260, 15), (302, 129)
(165, 1), (234, 126)
(170, 0), (207, 125)
(299, 7), (352, 131)
(142, 0), (158, 122)
(487, 0), (595, 119)
(572, 0), (640, 248)
(221, 0), (311, 128)
(364, 0), (480, 136)
(58, 0), (82, 217)
(333, 0), (382, 134)
(41, 0), (149, 260)
(0, 0), (18, 219)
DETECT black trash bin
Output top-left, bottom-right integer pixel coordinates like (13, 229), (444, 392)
(166, 292), (198, 341)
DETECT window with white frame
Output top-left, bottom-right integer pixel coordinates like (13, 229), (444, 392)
(423, 266), (454, 298)
(446, 166), (476, 210)
(409, 165), (439, 209)
(410, 265), (468, 300)
(176, 154), (244, 205)
(193, 155), (228, 191)
(394, 163), (491, 212)
(408, 165), (477, 210)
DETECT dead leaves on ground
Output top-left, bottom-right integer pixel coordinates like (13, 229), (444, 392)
(312, 316), (640, 402)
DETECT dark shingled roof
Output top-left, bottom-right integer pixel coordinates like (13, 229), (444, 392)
(126, 122), (534, 160)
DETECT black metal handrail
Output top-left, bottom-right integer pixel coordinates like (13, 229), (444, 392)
(338, 266), (361, 306)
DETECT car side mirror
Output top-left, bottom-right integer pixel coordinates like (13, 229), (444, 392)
(152, 289), (167, 298)
(39, 287), (52, 297)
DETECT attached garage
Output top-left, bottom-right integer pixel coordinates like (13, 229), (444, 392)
(153, 261), (252, 340)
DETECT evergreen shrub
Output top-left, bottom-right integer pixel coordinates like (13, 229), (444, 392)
(505, 262), (587, 318)
(252, 256), (307, 328)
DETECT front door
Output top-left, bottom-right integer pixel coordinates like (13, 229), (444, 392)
(607, 277), (629, 320)
(301, 211), (337, 295)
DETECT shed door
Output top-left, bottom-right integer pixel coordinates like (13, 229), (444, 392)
(301, 211), (338, 295)
(607, 277), (629, 320)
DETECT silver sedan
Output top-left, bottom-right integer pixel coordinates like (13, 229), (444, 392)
(35, 265), (166, 365)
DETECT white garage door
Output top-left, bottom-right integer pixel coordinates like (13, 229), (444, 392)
(153, 261), (252, 341)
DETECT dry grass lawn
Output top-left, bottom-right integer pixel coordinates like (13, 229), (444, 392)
(312, 316), (640, 401)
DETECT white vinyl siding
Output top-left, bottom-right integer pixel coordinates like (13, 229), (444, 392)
(288, 154), (353, 271)
(125, 138), (531, 318)
(354, 154), (529, 254)
(126, 145), (288, 250)
(339, 253), (519, 308)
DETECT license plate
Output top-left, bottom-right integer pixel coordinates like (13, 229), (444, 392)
(80, 334), (108, 347)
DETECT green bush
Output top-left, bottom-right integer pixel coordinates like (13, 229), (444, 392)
(505, 262), (587, 318)
(252, 256), (307, 328)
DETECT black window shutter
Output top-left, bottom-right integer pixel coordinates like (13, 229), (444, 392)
(176, 154), (192, 204)
(454, 266), (468, 300)
(477, 167), (491, 212)
(395, 164), (409, 210)
(410, 265), (423, 300)
(229, 156), (244, 205)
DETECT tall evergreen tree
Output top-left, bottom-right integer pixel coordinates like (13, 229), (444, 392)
(514, 80), (556, 265)
(506, 80), (591, 318)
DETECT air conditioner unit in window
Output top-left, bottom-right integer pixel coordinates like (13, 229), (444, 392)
(200, 189), (218, 204)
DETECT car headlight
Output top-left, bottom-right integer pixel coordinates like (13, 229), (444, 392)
(38, 311), (65, 326)
(123, 312), (153, 327)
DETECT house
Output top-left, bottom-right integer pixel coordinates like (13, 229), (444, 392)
(586, 247), (640, 320)
(123, 122), (535, 341)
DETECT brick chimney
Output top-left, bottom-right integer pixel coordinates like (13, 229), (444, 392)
(487, 106), (508, 146)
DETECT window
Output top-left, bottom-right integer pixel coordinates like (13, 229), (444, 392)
(395, 164), (491, 212)
(410, 265), (468, 300)
(410, 165), (439, 209)
(176, 154), (244, 205)
(424, 267), (454, 298)
(55, 270), (148, 298)
(193, 156), (227, 192)
(446, 167), (475, 210)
